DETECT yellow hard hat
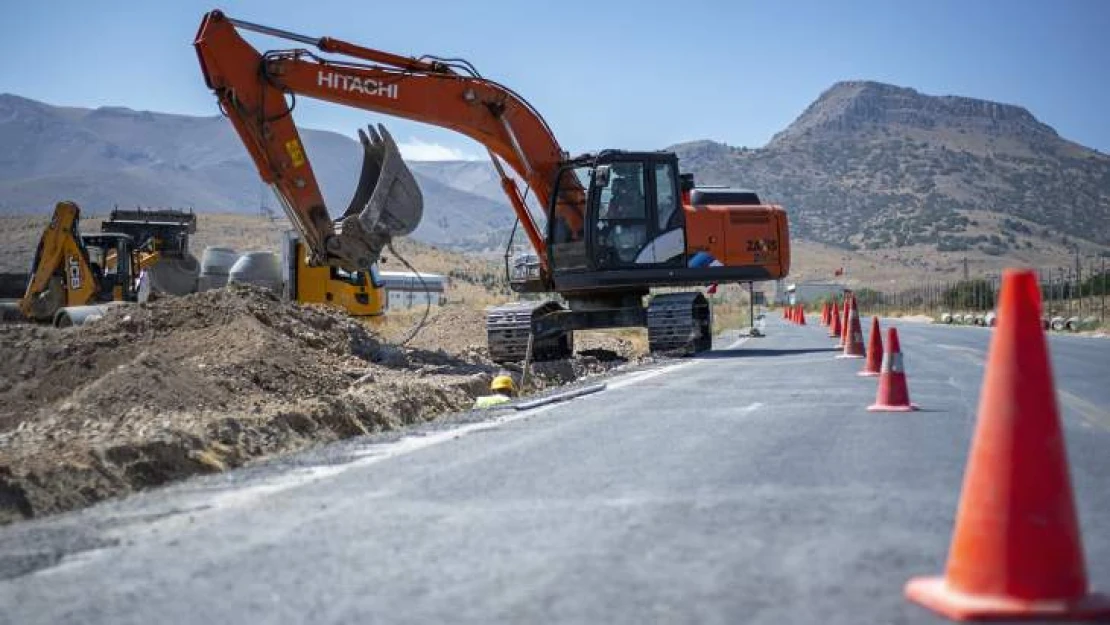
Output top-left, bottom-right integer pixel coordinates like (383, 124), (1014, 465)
(491, 375), (514, 392)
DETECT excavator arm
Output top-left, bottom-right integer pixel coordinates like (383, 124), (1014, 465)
(194, 11), (578, 278)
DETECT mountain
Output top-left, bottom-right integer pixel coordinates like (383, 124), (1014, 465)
(5, 85), (1109, 265)
(408, 160), (505, 204)
(671, 81), (1110, 257)
(0, 94), (514, 250)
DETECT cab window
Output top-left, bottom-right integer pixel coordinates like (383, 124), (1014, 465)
(655, 162), (679, 231)
(594, 162), (648, 266)
(330, 266), (368, 287)
(549, 166), (590, 272)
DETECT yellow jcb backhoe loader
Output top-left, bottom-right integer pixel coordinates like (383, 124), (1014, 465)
(6, 201), (147, 326)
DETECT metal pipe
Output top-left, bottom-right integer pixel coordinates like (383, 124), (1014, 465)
(226, 15), (320, 46)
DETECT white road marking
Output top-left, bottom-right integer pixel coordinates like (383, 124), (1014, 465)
(736, 402), (764, 415)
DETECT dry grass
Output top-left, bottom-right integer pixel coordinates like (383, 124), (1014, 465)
(711, 299), (753, 332)
(586, 327), (649, 355)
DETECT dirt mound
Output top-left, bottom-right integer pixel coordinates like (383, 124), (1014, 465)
(1, 286), (381, 430)
(0, 286), (637, 525)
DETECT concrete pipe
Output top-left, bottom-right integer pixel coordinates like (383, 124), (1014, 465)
(228, 251), (283, 293)
(147, 253), (200, 296)
(1065, 317), (1081, 332)
(1050, 316), (1066, 332)
(984, 312), (997, 327)
(1082, 316), (1099, 330)
(940, 312), (953, 324)
(53, 303), (126, 328)
(198, 247), (239, 291)
(201, 247), (239, 276)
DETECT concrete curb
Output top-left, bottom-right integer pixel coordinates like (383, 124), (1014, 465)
(514, 383), (607, 411)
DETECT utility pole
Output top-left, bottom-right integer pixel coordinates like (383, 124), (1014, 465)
(962, 256), (969, 281)
(1057, 268), (1065, 316)
(1066, 269), (1074, 318)
(1075, 248), (1083, 318)
(1102, 257), (1106, 323)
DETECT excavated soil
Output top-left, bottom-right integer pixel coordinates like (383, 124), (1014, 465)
(0, 286), (639, 525)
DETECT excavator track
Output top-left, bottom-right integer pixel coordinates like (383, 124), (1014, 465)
(647, 292), (712, 356)
(486, 301), (573, 363)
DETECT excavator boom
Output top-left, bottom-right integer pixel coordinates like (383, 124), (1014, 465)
(194, 11), (574, 276)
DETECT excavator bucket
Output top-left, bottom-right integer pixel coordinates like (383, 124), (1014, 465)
(335, 124), (423, 267)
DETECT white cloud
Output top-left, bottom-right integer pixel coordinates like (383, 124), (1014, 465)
(397, 138), (483, 161)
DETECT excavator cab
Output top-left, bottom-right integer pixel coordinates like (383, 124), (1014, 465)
(548, 152), (685, 278)
(543, 151), (788, 293)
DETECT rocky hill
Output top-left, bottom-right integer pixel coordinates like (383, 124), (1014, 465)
(671, 81), (1110, 257)
(0, 94), (513, 250)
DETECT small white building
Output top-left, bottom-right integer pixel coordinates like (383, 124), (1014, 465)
(378, 270), (448, 310)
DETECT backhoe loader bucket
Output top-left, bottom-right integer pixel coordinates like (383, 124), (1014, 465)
(334, 123), (423, 267)
(23, 276), (65, 322)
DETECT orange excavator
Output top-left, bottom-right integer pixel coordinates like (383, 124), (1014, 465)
(194, 11), (790, 361)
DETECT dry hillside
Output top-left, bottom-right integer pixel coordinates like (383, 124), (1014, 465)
(671, 81), (1110, 267)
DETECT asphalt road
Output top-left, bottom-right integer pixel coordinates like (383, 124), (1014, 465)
(1, 317), (1108, 624)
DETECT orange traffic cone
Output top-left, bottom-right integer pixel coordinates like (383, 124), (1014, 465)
(838, 299), (864, 359)
(904, 269), (1110, 620)
(820, 302), (829, 326)
(858, 316), (883, 376)
(838, 294), (854, 347)
(829, 300), (842, 338)
(867, 327), (917, 411)
(797, 305), (806, 325)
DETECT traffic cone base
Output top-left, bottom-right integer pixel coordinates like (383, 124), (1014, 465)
(905, 576), (1110, 621)
(866, 401), (918, 412)
(857, 370), (880, 377)
(837, 353), (865, 360)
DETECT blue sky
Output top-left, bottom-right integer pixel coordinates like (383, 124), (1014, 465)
(3, 0), (1109, 159)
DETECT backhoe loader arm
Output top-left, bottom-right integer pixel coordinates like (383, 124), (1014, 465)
(194, 11), (576, 275)
(20, 202), (98, 320)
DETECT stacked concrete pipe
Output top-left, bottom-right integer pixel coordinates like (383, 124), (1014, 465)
(227, 251), (283, 293)
(198, 247), (239, 291)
